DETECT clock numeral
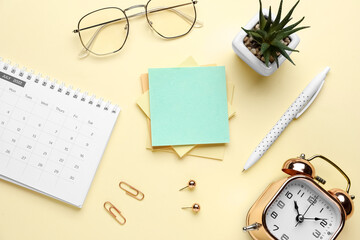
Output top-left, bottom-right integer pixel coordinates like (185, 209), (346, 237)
(277, 200), (285, 209)
(280, 234), (289, 240)
(270, 211), (278, 219)
(285, 191), (293, 199)
(273, 225), (279, 231)
(297, 190), (305, 197)
(312, 229), (321, 238)
(320, 219), (327, 228)
(307, 195), (317, 205)
(320, 208), (324, 213)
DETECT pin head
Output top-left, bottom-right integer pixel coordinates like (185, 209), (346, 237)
(188, 180), (196, 189)
(179, 179), (197, 191)
(192, 203), (200, 212)
(182, 203), (201, 213)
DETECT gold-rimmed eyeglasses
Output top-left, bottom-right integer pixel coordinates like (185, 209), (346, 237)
(73, 0), (203, 58)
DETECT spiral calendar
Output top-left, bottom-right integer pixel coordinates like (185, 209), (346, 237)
(0, 58), (120, 208)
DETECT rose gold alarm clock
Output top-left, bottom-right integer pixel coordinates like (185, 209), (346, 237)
(243, 154), (354, 240)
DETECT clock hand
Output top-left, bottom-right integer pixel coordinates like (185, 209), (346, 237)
(295, 195), (319, 227)
(303, 195), (319, 217)
(294, 201), (300, 216)
(303, 217), (327, 221)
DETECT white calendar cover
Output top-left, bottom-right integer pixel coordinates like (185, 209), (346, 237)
(0, 59), (120, 208)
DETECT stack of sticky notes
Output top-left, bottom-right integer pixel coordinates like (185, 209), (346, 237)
(136, 57), (236, 160)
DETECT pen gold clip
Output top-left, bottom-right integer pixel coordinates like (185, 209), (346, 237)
(104, 201), (126, 225)
(119, 181), (145, 201)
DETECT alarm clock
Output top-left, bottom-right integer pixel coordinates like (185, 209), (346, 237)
(243, 154), (355, 240)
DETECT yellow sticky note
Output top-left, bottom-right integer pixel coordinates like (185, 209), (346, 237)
(178, 56), (199, 67)
(189, 144), (226, 160)
(145, 123), (226, 161)
(136, 91), (150, 118)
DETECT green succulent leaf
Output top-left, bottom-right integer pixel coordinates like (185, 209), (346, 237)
(242, 28), (263, 41)
(259, 0), (266, 29)
(242, 27), (250, 34)
(275, 26), (310, 40)
(260, 43), (270, 55)
(282, 16), (305, 32)
(257, 29), (267, 39)
(273, 0), (283, 26)
(264, 6), (272, 31)
(271, 51), (279, 68)
(263, 50), (271, 67)
(271, 40), (299, 52)
(267, 31), (278, 41)
(271, 0), (300, 32)
(242, 28), (254, 37)
(276, 45), (295, 65)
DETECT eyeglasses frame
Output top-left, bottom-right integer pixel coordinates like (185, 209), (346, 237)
(73, 0), (199, 56)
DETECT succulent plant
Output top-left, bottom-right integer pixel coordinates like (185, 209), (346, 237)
(242, 0), (309, 67)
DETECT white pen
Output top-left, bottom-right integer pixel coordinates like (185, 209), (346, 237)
(243, 67), (330, 171)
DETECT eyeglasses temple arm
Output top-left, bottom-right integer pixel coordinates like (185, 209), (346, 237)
(78, 25), (106, 58)
(74, 17), (125, 33)
(124, 8), (203, 27)
(146, 7), (203, 28)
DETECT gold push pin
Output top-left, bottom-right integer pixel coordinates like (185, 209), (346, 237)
(179, 180), (196, 191)
(182, 203), (201, 213)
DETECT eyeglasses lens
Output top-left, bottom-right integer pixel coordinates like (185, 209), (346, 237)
(146, 0), (196, 38)
(78, 8), (129, 55)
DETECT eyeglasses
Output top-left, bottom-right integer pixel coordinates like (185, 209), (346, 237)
(73, 0), (203, 58)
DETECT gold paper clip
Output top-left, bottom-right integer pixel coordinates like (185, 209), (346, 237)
(104, 201), (126, 225)
(119, 181), (145, 201)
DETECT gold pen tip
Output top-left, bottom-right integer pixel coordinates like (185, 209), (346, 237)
(242, 169), (246, 172)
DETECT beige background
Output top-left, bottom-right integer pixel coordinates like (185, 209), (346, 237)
(0, 0), (359, 239)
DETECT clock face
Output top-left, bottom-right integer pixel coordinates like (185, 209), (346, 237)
(264, 177), (343, 240)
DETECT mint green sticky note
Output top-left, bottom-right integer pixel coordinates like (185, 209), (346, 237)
(149, 66), (229, 146)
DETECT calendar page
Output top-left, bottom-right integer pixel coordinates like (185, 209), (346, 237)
(0, 59), (120, 208)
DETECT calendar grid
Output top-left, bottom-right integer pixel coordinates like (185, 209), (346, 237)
(0, 84), (5, 138)
(0, 85), (22, 171)
(27, 102), (64, 184)
(52, 107), (84, 185)
(11, 96), (38, 179)
(0, 58), (120, 207)
(0, 81), (101, 183)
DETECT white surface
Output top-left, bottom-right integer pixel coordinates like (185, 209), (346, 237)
(232, 9), (300, 76)
(0, 59), (119, 207)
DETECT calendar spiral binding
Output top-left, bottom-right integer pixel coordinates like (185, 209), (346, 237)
(0, 57), (119, 114)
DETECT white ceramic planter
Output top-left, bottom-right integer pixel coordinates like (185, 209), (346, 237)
(232, 9), (300, 76)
